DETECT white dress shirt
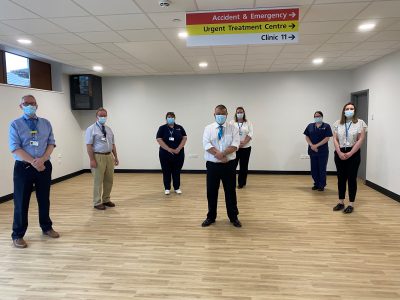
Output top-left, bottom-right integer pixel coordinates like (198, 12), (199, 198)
(229, 120), (254, 148)
(333, 119), (367, 148)
(85, 122), (115, 153)
(203, 122), (240, 162)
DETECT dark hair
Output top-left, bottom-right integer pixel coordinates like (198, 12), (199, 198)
(340, 102), (358, 125)
(165, 112), (175, 119)
(215, 104), (227, 111)
(96, 107), (107, 116)
(234, 106), (247, 122)
(314, 111), (323, 118)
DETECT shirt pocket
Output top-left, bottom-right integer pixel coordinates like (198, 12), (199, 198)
(224, 134), (233, 145)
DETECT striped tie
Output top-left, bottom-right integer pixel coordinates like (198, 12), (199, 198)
(218, 125), (223, 140)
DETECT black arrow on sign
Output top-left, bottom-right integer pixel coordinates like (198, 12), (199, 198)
(289, 23), (296, 29)
(289, 34), (295, 40)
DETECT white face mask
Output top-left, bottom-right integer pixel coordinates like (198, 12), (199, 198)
(236, 113), (244, 120)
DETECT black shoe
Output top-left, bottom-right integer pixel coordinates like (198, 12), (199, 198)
(231, 219), (242, 228)
(333, 203), (345, 211)
(237, 185), (243, 189)
(312, 186), (318, 190)
(318, 187), (325, 191)
(201, 219), (215, 227)
(343, 206), (354, 214)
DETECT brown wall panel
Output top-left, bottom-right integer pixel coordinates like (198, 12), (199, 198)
(29, 59), (52, 90)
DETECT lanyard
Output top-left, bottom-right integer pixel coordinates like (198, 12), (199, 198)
(345, 122), (352, 148)
(96, 123), (106, 137)
(24, 118), (38, 137)
(168, 127), (174, 137)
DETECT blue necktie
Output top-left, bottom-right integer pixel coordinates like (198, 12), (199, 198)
(218, 125), (223, 140)
(27, 118), (37, 131)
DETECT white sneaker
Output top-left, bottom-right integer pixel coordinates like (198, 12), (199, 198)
(165, 190), (170, 195)
(175, 189), (182, 194)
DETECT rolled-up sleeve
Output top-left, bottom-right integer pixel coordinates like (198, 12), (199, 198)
(203, 126), (213, 151)
(231, 126), (240, 148)
(9, 122), (21, 153)
(47, 121), (56, 146)
(247, 121), (254, 138)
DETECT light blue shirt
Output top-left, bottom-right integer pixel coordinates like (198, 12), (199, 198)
(9, 114), (56, 161)
(85, 122), (115, 153)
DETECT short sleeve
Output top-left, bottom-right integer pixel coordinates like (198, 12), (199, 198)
(358, 120), (368, 133)
(247, 121), (254, 138)
(333, 120), (340, 133)
(9, 121), (22, 152)
(46, 120), (56, 146)
(156, 126), (163, 139)
(325, 124), (333, 137)
(85, 125), (94, 145)
(303, 124), (310, 136)
(180, 125), (187, 137)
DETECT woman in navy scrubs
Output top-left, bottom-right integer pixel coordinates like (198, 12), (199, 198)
(303, 111), (333, 191)
(156, 112), (187, 195)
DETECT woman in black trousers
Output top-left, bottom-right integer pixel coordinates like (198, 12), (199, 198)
(156, 112), (187, 195)
(230, 107), (253, 189)
(332, 102), (367, 214)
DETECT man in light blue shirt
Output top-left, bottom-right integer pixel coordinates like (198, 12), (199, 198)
(8, 95), (59, 248)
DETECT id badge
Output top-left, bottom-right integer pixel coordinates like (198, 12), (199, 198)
(239, 131), (243, 136)
(30, 140), (39, 147)
(101, 137), (107, 142)
(169, 137), (175, 141)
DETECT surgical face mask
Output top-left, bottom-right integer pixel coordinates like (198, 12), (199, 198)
(98, 117), (107, 124)
(344, 110), (354, 118)
(22, 105), (37, 116)
(167, 117), (175, 125)
(314, 117), (323, 123)
(215, 114), (227, 125)
(236, 113), (244, 120)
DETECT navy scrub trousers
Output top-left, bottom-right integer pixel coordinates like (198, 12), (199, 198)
(12, 160), (53, 240)
(303, 122), (333, 189)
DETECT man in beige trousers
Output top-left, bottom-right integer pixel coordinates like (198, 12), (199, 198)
(85, 108), (119, 210)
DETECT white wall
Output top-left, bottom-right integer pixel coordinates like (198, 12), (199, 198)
(353, 50), (400, 195)
(78, 71), (352, 171)
(0, 75), (83, 197)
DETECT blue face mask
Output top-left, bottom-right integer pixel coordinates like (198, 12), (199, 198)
(215, 114), (227, 125)
(98, 117), (107, 125)
(22, 105), (37, 116)
(167, 117), (175, 125)
(344, 110), (354, 118)
(314, 117), (323, 123)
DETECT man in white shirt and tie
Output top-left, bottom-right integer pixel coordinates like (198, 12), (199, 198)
(202, 104), (242, 228)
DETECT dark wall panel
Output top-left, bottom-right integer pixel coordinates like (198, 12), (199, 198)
(29, 59), (52, 90)
(0, 50), (5, 84)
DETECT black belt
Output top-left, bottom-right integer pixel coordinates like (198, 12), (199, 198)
(94, 152), (111, 155)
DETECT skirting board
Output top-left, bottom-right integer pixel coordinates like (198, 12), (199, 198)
(366, 180), (400, 203)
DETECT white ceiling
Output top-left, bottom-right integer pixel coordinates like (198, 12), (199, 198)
(0, 0), (400, 76)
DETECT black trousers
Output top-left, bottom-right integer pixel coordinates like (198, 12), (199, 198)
(206, 160), (239, 222)
(12, 160), (53, 240)
(334, 148), (361, 202)
(159, 150), (184, 190)
(234, 146), (251, 187)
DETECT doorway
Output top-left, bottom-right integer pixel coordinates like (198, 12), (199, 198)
(351, 90), (369, 182)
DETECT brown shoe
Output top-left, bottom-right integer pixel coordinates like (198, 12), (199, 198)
(103, 201), (115, 207)
(13, 238), (27, 248)
(94, 204), (106, 210)
(43, 229), (60, 238)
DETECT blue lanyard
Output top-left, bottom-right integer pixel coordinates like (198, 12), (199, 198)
(345, 122), (352, 140)
(24, 117), (38, 136)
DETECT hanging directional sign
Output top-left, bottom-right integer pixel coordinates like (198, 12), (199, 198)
(186, 7), (299, 47)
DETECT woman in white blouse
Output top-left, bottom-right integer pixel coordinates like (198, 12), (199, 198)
(332, 102), (367, 214)
(230, 107), (254, 189)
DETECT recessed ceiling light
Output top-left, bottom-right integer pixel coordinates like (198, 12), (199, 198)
(178, 31), (188, 39)
(312, 58), (324, 65)
(17, 39), (32, 45)
(199, 62), (208, 68)
(93, 65), (103, 72)
(358, 22), (376, 32)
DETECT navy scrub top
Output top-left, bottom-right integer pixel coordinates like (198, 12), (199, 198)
(303, 122), (333, 156)
(156, 124), (187, 153)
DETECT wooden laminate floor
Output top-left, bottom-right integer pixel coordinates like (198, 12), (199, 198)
(0, 173), (399, 300)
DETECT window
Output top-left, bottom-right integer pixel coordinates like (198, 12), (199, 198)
(5, 52), (30, 87)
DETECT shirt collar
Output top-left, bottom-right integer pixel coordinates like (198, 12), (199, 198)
(22, 114), (38, 120)
(214, 122), (226, 128)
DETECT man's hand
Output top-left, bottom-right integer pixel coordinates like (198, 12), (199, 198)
(214, 151), (225, 160)
(114, 157), (119, 166)
(32, 157), (46, 172)
(90, 159), (97, 168)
